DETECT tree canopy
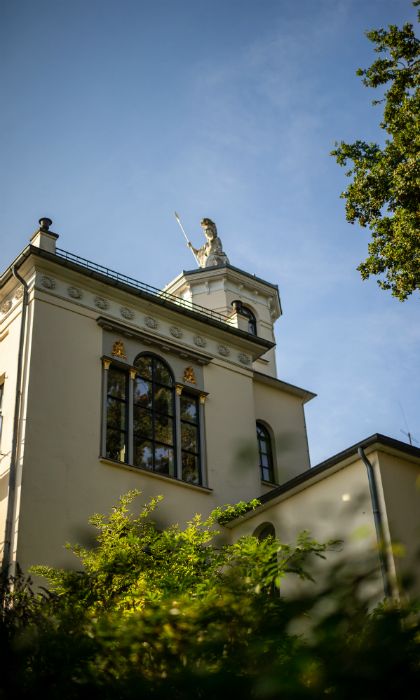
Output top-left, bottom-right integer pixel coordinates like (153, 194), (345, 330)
(331, 5), (420, 300)
(1, 491), (419, 699)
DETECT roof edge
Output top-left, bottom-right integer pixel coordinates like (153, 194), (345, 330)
(259, 433), (420, 507)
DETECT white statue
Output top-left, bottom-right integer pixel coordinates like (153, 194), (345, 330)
(188, 218), (230, 268)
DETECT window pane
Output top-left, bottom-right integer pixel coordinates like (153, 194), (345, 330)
(134, 440), (153, 470)
(262, 467), (271, 481)
(133, 407), (153, 439)
(154, 386), (173, 416)
(134, 378), (152, 408)
(134, 355), (153, 380)
(154, 445), (174, 475)
(261, 454), (269, 468)
(155, 414), (173, 445)
(107, 397), (126, 430)
(181, 423), (198, 453)
(106, 429), (127, 463)
(180, 396), (198, 423)
(182, 453), (199, 484)
(257, 422), (274, 482)
(108, 368), (127, 399)
(154, 360), (173, 387)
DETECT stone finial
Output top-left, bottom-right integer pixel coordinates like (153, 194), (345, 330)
(30, 216), (58, 253)
(39, 217), (53, 231)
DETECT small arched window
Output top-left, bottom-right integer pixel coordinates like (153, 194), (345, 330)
(232, 301), (257, 335)
(254, 522), (275, 541)
(133, 354), (175, 476)
(257, 421), (275, 482)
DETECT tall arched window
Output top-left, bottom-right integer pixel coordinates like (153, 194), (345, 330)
(103, 352), (205, 485)
(257, 421), (275, 482)
(133, 354), (175, 476)
(242, 305), (257, 335)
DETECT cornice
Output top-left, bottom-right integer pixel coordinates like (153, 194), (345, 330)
(97, 317), (213, 365)
(6, 262), (272, 369)
(164, 264), (282, 318)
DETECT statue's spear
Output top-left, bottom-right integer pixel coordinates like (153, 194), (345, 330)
(174, 212), (199, 264)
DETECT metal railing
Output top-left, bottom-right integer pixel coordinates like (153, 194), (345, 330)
(55, 248), (230, 324)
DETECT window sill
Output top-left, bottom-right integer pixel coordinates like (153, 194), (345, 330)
(99, 456), (213, 493)
(261, 479), (278, 488)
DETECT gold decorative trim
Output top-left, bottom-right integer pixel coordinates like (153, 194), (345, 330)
(112, 340), (127, 360)
(183, 366), (196, 384)
(129, 368), (137, 380)
(175, 384), (183, 396)
(199, 394), (206, 405)
(102, 358), (112, 370)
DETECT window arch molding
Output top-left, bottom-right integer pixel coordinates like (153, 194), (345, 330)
(231, 300), (257, 335)
(256, 420), (276, 483)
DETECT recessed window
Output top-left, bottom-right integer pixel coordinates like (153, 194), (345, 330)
(232, 301), (257, 335)
(257, 421), (275, 482)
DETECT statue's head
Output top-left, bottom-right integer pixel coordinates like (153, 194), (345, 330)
(200, 218), (217, 240)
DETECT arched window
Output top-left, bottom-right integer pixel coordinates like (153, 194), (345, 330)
(103, 352), (204, 485)
(232, 301), (257, 335)
(257, 421), (275, 482)
(253, 522), (275, 541)
(133, 354), (175, 476)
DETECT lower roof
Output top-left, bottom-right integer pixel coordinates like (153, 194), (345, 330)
(258, 433), (420, 507)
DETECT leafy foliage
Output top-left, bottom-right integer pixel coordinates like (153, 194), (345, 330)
(1, 491), (419, 699)
(331, 6), (420, 300)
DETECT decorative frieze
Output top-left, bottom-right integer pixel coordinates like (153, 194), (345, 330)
(144, 316), (158, 329)
(120, 307), (135, 320)
(193, 335), (207, 348)
(95, 296), (109, 310)
(238, 353), (251, 365)
(40, 275), (56, 289)
(217, 344), (230, 357)
(67, 286), (83, 299)
(169, 326), (183, 338)
(1, 299), (12, 314)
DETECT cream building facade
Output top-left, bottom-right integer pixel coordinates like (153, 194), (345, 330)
(1, 219), (419, 599)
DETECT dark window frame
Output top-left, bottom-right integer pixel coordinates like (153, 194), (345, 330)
(257, 421), (275, 483)
(232, 300), (257, 335)
(106, 366), (129, 463)
(133, 353), (176, 477)
(180, 392), (201, 485)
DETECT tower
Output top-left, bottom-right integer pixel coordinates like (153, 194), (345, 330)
(165, 218), (281, 378)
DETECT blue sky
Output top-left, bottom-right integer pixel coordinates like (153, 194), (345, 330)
(1, 0), (418, 465)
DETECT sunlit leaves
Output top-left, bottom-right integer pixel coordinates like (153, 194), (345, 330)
(331, 11), (420, 300)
